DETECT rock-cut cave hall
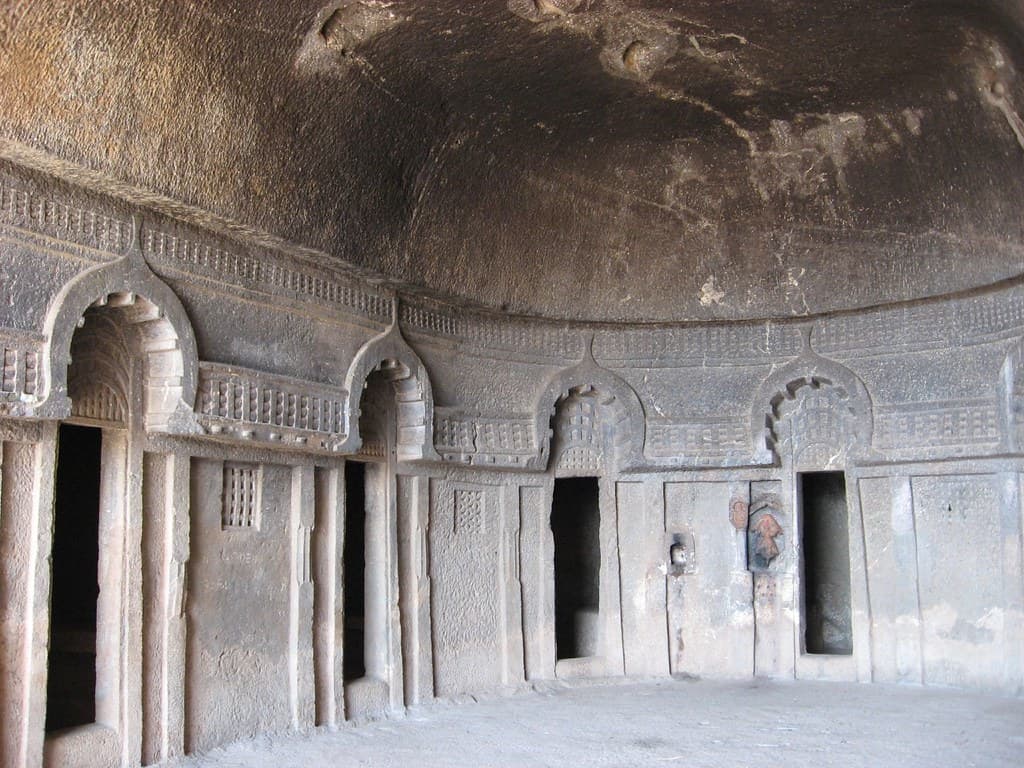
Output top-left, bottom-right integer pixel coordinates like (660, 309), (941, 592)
(1, 2), (1024, 767)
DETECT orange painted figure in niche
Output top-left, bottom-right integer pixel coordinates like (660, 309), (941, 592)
(751, 513), (783, 565)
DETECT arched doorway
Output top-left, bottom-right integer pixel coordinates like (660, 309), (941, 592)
(542, 384), (628, 680)
(43, 290), (192, 768)
(343, 361), (424, 719)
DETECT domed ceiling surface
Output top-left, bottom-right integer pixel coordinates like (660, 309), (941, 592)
(1, 0), (1023, 322)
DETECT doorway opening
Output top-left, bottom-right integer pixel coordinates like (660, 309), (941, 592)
(551, 477), (601, 660)
(800, 471), (853, 655)
(46, 424), (103, 731)
(343, 460), (367, 681)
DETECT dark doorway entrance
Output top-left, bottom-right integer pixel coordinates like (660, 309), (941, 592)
(343, 460), (367, 681)
(800, 471), (853, 655)
(46, 424), (103, 731)
(551, 477), (601, 660)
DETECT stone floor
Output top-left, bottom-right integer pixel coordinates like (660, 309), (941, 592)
(167, 678), (1024, 768)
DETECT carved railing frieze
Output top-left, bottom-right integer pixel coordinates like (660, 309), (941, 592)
(0, 330), (43, 416)
(816, 288), (1024, 358)
(434, 408), (537, 468)
(0, 176), (132, 255)
(645, 419), (750, 461)
(873, 399), (1001, 453)
(196, 362), (348, 453)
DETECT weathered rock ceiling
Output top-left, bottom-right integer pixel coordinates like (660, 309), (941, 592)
(1, 1), (1023, 322)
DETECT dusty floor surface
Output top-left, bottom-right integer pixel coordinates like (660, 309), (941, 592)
(168, 679), (1024, 768)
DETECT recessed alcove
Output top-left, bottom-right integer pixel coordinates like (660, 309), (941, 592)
(45, 423), (102, 733)
(551, 477), (601, 661)
(800, 471), (853, 656)
(343, 460), (367, 683)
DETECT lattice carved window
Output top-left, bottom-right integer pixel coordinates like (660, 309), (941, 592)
(222, 463), (262, 530)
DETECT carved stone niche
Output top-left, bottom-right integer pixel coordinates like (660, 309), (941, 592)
(752, 348), (872, 467)
(667, 531), (697, 576)
(747, 490), (786, 572)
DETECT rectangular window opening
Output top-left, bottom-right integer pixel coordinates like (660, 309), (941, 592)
(343, 460), (367, 681)
(801, 470), (853, 656)
(551, 476), (601, 661)
(46, 424), (103, 731)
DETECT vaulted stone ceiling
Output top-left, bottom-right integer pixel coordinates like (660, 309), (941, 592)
(1, 1), (1023, 321)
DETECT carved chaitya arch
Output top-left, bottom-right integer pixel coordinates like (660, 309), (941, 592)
(39, 252), (199, 432)
(339, 307), (439, 462)
(752, 351), (872, 466)
(535, 338), (645, 473)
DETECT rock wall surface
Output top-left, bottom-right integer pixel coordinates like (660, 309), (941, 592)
(0, 155), (1020, 767)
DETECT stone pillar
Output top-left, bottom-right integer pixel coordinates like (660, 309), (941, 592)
(24, 425), (57, 768)
(397, 473), (434, 706)
(1003, 473), (1024, 695)
(519, 483), (554, 681)
(598, 475), (625, 677)
(384, 463), (404, 712)
(121, 431), (144, 768)
(750, 479), (794, 678)
(141, 451), (191, 764)
(0, 422), (52, 768)
(846, 472), (873, 683)
(313, 466), (344, 727)
(497, 482), (524, 687)
(289, 465), (316, 731)
(616, 480), (669, 678)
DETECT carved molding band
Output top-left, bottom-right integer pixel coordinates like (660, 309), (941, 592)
(817, 290), (1024, 358)
(145, 229), (392, 322)
(595, 325), (804, 365)
(0, 417), (43, 443)
(401, 304), (578, 359)
(0, 176), (132, 254)
(6, 170), (1024, 365)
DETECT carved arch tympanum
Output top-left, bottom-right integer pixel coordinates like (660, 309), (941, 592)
(535, 337), (645, 473)
(752, 353), (872, 467)
(339, 308), (440, 462)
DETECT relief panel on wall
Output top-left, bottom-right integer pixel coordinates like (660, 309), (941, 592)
(428, 480), (503, 696)
(186, 459), (292, 753)
(911, 475), (1006, 690)
(665, 481), (754, 679)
